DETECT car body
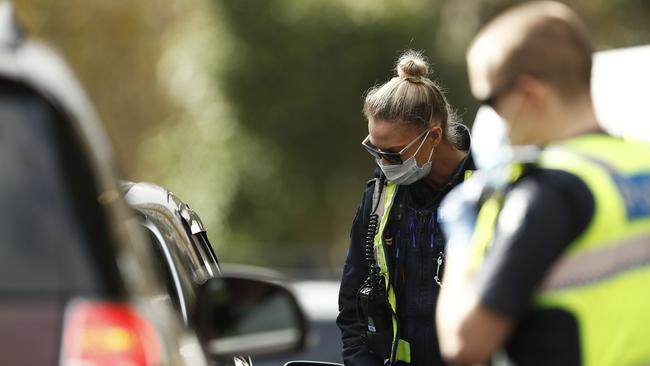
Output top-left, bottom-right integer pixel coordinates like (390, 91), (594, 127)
(0, 4), (207, 365)
(123, 182), (222, 325)
(123, 182), (318, 365)
(123, 182), (253, 366)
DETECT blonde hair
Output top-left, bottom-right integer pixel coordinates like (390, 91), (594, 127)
(363, 50), (459, 145)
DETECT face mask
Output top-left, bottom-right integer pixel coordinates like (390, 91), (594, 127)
(379, 130), (434, 185)
(471, 105), (539, 190)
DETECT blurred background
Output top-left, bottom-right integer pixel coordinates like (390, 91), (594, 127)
(13, 0), (650, 277)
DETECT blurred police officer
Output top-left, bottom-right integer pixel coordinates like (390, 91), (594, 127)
(436, 2), (650, 365)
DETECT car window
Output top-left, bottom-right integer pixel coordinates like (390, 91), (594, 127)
(197, 232), (220, 267)
(0, 84), (109, 296)
(143, 226), (183, 314)
(139, 207), (199, 309)
(185, 229), (221, 281)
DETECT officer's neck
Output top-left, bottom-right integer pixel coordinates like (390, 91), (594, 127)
(424, 140), (467, 189)
(541, 94), (602, 143)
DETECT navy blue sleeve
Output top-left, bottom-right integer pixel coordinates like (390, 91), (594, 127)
(336, 182), (384, 366)
(475, 169), (594, 320)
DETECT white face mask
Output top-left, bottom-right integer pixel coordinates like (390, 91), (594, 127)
(471, 105), (539, 190)
(379, 129), (434, 185)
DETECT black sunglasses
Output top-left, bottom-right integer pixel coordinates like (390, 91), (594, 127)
(361, 128), (430, 165)
(480, 76), (527, 108)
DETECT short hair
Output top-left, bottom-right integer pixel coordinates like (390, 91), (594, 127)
(469, 1), (594, 100)
(363, 50), (460, 145)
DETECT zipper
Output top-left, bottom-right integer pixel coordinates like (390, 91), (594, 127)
(416, 210), (428, 283)
(433, 210), (444, 286)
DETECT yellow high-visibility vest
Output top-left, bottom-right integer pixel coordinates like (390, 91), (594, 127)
(371, 181), (410, 363)
(470, 134), (650, 366)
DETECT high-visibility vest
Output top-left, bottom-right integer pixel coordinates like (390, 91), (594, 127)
(470, 134), (650, 366)
(371, 181), (407, 363)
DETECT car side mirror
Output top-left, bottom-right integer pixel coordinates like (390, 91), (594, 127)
(193, 275), (308, 358)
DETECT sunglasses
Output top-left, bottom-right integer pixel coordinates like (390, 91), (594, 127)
(480, 76), (524, 108)
(361, 128), (430, 165)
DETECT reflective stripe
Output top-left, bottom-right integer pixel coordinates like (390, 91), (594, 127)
(395, 339), (411, 363)
(374, 183), (397, 285)
(372, 182), (403, 362)
(541, 233), (650, 292)
(464, 170), (473, 181)
(469, 195), (502, 270)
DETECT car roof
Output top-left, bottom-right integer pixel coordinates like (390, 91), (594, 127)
(122, 181), (208, 235)
(123, 181), (220, 283)
(0, 6), (119, 191)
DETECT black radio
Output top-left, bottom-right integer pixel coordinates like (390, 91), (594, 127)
(358, 277), (392, 359)
(357, 206), (393, 359)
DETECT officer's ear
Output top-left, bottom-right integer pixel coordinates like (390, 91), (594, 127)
(430, 125), (443, 146)
(514, 75), (549, 112)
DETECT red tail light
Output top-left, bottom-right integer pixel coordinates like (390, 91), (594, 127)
(62, 300), (162, 366)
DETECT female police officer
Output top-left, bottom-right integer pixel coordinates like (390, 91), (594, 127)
(336, 50), (475, 366)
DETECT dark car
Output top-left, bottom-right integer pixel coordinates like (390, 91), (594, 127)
(123, 182), (249, 366)
(0, 4), (306, 365)
(123, 182), (314, 365)
(0, 4), (207, 365)
(123, 182), (222, 325)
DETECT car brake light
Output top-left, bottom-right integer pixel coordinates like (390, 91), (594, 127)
(62, 300), (162, 366)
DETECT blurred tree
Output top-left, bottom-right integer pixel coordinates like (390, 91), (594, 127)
(13, 0), (649, 272)
(142, 0), (650, 271)
(216, 0), (449, 267)
(11, 0), (179, 177)
(142, 0), (465, 269)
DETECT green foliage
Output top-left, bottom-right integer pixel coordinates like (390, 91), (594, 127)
(141, 0), (464, 268)
(143, 0), (650, 269)
(12, 0), (177, 177)
(14, 0), (650, 270)
(212, 0), (449, 266)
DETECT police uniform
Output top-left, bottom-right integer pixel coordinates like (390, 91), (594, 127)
(337, 125), (475, 366)
(467, 132), (650, 365)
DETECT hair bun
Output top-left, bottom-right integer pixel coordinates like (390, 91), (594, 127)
(396, 50), (429, 81)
